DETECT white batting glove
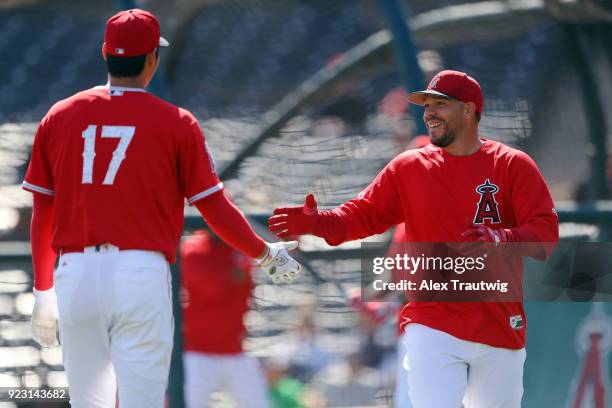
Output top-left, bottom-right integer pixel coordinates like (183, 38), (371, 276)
(31, 287), (59, 348)
(256, 241), (301, 284)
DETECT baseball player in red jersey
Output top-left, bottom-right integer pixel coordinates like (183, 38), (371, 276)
(23, 9), (300, 408)
(269, 70), (559, 407)
(180, 229), (269, 408)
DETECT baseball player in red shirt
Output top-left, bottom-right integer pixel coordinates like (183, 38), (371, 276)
(269, 70), (559, 407)
(23, 9), (300, 408)
(180, 229), (269, 408)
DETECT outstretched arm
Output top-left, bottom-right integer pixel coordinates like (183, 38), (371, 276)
(194, 191), (266, 258)
(269, 159), (404, 245)
(194, 191), (301, 284)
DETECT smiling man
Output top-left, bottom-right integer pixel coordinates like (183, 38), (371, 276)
(413, 70), (483, 154)
(268, 70), (559, 407)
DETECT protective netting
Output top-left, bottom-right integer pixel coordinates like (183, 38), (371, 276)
(0, 0), (612, 406)
(169, 0), (612, 210)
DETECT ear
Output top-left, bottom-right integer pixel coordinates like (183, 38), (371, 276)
(146, 50), (159, 67)
(464, 102), (476, 118)
(101, 45), (107, 61)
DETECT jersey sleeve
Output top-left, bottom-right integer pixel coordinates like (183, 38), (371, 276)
(178, 111), (223, 205)
(332, 158), (404, 243)
(22, 115), (55, 196)
(508, 151), (559, 254)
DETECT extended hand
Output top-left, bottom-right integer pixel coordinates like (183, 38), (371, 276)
(31, 287), (59, 348)
(268, 193), (319, 238)
(257, 241), (302, 284)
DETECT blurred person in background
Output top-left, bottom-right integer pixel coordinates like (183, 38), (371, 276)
(285, 310), (334, 382)
(285, 313), (332, 383)
(346, 287), (397, 380)
(180, 228), (269, 408)
(265, 357), (325, 408)
(266, 358), (305, 408)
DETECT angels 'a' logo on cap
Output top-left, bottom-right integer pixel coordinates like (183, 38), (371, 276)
(429, 74), (441, 89)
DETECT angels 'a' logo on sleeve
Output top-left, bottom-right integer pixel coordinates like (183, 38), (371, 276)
(473, 178), (501, 224)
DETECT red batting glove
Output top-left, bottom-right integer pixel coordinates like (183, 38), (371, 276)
(458, 224), (508, 258)
(461, 224), (509, 244)
(268, 193), (320, 238)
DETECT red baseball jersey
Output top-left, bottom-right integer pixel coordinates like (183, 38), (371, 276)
(23, 86), (222, 263)
(341, 139), (558, 349)
(180, 230), (253, 354)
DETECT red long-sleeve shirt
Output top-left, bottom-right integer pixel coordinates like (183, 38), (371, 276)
(327, 139), (558, 349)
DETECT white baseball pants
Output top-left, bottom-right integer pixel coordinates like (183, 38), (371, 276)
(400, 323), (526, 408)
(183, 351), (270, 408)
(394, 333), (412, 408)
(54, 246), (173, 408)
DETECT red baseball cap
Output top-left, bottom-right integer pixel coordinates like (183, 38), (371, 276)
(103, 9), (169, 57)
(408, 70), (483, 113)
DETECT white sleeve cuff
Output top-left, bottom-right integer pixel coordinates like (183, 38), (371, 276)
(187, 182), (224, 205)
(23, 181), (55, 196)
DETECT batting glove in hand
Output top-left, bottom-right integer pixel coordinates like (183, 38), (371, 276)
(31, 287), (59, 348)
(257, 241), (302, 284)
(268, 193), (319, 238)
(459, 224), (509, 258)
(461, 224), (508, 244)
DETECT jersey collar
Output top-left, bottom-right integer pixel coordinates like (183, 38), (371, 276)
(108, 86), (146, 93)
(96, 83), (147, 94)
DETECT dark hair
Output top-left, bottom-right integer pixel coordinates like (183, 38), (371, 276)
(475, 111), (481, 123)
(105, 48), (158, 78)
